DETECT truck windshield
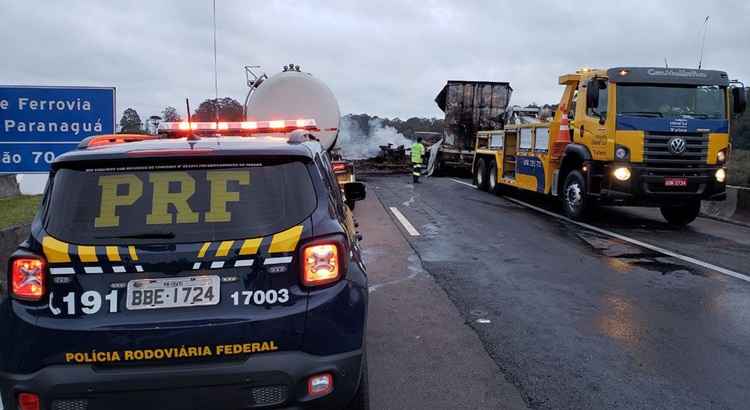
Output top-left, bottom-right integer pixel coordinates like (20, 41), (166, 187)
(44, 161), (317, 245)
(616, 84), (726, 119)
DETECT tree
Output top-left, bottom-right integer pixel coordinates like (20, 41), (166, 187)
(119, 108), (143, 133)
(192, 97), (244, 122)
(161, 106), (182, 122)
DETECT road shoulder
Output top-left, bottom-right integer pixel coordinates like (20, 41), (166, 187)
(358, 187), (527, 410)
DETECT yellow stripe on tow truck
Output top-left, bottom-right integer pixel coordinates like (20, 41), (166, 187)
(269, 226), (304, 253)
(42, 236), (71, 263)
(78, 246), (98, 263)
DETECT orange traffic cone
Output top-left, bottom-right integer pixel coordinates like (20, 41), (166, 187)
(551, 105), (571, 160)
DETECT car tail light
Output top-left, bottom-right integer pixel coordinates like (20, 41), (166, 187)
(18, 392), (40, 410)
(307, 373), (333, 398)
(301, 237), (347, 287)
(332, 162), (347, 172)
(11, 257), (46, 301)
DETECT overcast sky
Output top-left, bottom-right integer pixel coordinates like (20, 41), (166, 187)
(3, 0), (748, 122)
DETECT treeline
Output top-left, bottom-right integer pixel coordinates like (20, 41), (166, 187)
(344, 114), (444, 140)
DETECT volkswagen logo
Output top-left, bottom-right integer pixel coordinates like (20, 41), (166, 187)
(668, 137), (687, 155)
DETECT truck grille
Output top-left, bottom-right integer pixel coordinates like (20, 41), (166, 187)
(643, 133), (710, 177)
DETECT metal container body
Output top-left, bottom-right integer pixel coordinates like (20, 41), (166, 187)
(435, 81), (513, 150)
(246, 71), (341, 151)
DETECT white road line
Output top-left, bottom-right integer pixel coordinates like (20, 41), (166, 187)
(389, 207), (421, 236)
(449, 179), (750, 283)
(728, 185), (750, 191)
(452, 179), (476, 188)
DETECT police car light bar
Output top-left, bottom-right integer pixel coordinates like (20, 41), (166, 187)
(159, 119), (318, 134)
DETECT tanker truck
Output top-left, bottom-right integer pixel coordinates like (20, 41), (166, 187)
(244, 64), (358, 207)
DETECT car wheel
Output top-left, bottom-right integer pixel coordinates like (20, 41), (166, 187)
(475, 158), (489, 191)
(561, 170), (589, 220)
(346, 353), (369, 410)
(660, 201), (700, 226)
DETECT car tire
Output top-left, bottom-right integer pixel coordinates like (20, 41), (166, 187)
(561, 170), (590, 220)
(346, 353), (370, 410)
(488, 160), (500, 194)
(660, 201), (700, 226)
(475, 158), (489, 191)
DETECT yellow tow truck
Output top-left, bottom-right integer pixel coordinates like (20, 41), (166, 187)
(472, 67), (746, 226)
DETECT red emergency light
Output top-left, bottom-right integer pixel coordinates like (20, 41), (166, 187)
(159, 119), (318, 136)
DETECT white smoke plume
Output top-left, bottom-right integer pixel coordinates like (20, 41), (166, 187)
(337, 117), (413, 159)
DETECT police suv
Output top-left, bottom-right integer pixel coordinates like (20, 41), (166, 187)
(0, 119), (369, 410)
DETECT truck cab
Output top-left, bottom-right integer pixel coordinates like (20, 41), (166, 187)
(553, 67), (746, 224)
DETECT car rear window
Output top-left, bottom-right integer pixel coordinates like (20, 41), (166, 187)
(44, 160), (317, 244)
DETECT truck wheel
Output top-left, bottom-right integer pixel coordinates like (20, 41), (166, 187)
(475, 158), (489, 191)
(346, 353), (370, 410)
(561, 170), (589, 220)
(488, 160), (500, 194)
(660, 202), (700, 226)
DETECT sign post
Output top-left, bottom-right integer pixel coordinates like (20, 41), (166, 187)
(0, 86), (116, 173)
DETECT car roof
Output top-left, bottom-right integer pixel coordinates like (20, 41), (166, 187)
(54, 136), (322, 167)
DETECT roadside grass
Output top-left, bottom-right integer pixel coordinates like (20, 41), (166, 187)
(729, 149), (750, 186)
(0, 195), (42, 230)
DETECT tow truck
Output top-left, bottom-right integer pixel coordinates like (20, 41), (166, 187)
(471, 67), (747, 225)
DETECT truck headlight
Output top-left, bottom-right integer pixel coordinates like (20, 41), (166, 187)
(615, 146), (629, 161)
(613, 167), (631, 181)
(717, 149), (727, 164)
(715, 168), (726, 183)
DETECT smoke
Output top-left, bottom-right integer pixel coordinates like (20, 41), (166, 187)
(337, 117), (413, 159)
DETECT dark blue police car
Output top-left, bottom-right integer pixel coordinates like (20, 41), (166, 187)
(0, 121), (369, 410)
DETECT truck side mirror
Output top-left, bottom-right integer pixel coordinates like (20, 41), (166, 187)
(343, 182), (366, 202)
(586, 82), (599, 111)
(733, 87), (747, 114)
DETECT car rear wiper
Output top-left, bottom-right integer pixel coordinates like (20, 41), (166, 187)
(96, 232), (175, 239)
(620, 111), (663, 118)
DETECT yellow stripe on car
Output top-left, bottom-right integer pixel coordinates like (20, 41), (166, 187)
(106, 246), (121, 262)
(216, 241), (234, 257)
(269, 225), (303, 253)
(42, 236), (71, 263)
(128, 245), (139, 261)
(239, 238), (262, 256)
(78, 246), (98, 263)
(198, 242), (211, 258)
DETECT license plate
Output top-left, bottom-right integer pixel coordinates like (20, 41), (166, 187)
(126, 276), (220, 310)
(665, 178), (688, 187)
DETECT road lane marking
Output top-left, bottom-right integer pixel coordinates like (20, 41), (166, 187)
(449, 179), (750, 283)
(389, 207), (421, 236)
(728, 185), (750, 191)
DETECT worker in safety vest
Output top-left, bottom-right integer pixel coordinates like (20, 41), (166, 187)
(411, 137), (425, 183)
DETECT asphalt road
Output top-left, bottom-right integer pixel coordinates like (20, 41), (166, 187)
(365, 174), (750, 410)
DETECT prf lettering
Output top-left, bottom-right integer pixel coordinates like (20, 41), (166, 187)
(94, 171), (250, 228)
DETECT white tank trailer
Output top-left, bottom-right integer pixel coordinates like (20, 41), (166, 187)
(245, 64), (341, 151)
